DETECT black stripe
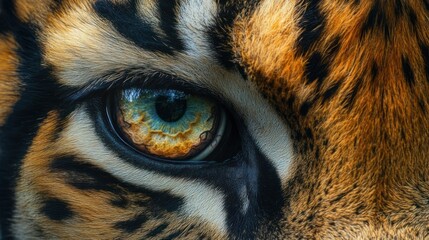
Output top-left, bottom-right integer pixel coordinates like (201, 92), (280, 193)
(114, 214), (148, 233)
(402, 56), (415, 86)
(157, 0), (184, 51)
(361, 0), (390, 39)
(0, 3), (65, 237)
(208, 1), (258, 69)
(329, 188), (354, 204)
(145, 223), (168, 238)
(418, 99), (426, 114)
(94, 0), (180, 54)
(342, 78), (362, 109)
(300, 100), (313, 116)
(322, 82), (341, 104)
(393, 1), (418, 34)
(161, 230), (182, 240)
(207, 2), (239, 69)
(50, 156), (124, 193)
(421, 44), (429, 83)
(406, 6), (417, 27)
(41, 198), (74, 221)
(371, 62), (378, 81)
(305, 52), (328, 87)
(50, 156), (184, 212)
(296, 0), (325, 55)
(394, 0), (405, 16)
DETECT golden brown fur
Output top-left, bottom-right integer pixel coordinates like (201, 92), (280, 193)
(0, 34), (19, 125)
(234, 0), (429, 238)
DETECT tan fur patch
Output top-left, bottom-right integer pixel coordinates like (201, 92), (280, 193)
(15, 0), (58, 25)
(0, 34), (20, 126)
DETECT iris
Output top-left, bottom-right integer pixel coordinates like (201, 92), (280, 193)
(115, 88), (225, 160)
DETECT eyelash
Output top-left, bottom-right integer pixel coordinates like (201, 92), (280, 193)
(67, 72), (221, 105)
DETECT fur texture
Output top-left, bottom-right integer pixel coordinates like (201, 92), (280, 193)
(1, 0), (429, 239)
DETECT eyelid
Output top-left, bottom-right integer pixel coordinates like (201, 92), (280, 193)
(64, 71), (220, 104)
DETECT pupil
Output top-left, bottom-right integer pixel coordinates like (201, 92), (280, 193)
(155, 95), (187, 122)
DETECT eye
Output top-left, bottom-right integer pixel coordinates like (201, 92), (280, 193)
(106, 87), (237, 162)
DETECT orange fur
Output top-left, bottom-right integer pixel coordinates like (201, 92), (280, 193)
(234, 0), (429, 237)
(0, 34), (19, 126)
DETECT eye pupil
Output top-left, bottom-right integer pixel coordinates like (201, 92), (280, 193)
(155, 95), (187, 122)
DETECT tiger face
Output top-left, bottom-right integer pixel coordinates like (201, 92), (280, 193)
(1, 0), (429, 239)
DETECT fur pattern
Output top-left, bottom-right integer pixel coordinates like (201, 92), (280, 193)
(1, 0), (429, 238)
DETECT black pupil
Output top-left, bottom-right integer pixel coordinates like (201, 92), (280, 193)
(155, 95), (187, 122)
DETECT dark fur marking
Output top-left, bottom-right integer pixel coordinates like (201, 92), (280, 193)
(237, 64), (248, 81)
(307, 213), (315, 221)
(305, 128), (313, 139)
(361, 1), (390, 39)
(94, 0), (182, 54)
(418, 99), (426, 114)
(322, 82), (341, 103)
(315, 148), (320, 160)
(421, 44), (429, 83)
(402, 56), (415, 86)
(394, 0), (417, 27)
(208, 1), (257, 69)
(330, 188), (354, 204)
(50, 156), (125, 193)
(41, 198), (74, 221)
(114, 214), (148, 233)
(111, 196), (129, 208)
(394, 0), (405, 16)
(146, 223), (169, 238)
(50, 156), (184, 213)
(162, 230), (182, 240)
(342, 78), (362, 109)
(158, 0), (183, 50)
(326, 36), (341, 61)
(297, 0), (325, 54)
(0, 3), (70, 236)
(300, 101), (313, 116)
(305, 52), (328, 87)
(371, 62), (378, 81)
(355, 204), (365, 214)
(406, 6), (418, 27)
(287, 95), (296, 109)
(424, 0), (429, 11)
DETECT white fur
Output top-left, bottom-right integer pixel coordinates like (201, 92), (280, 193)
(61, 109), (228, 233)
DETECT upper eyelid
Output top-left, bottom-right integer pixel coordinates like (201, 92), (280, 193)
(63, 70), (223, 105)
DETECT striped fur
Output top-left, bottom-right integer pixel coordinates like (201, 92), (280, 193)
(1, 0), (429, 239)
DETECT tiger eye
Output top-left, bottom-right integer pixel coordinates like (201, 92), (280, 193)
(115, 88), (225, 160)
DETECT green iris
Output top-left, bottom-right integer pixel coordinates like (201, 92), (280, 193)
(116, 88), (224, 160)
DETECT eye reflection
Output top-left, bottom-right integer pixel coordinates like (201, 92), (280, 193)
(115, 88), (226, 160)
